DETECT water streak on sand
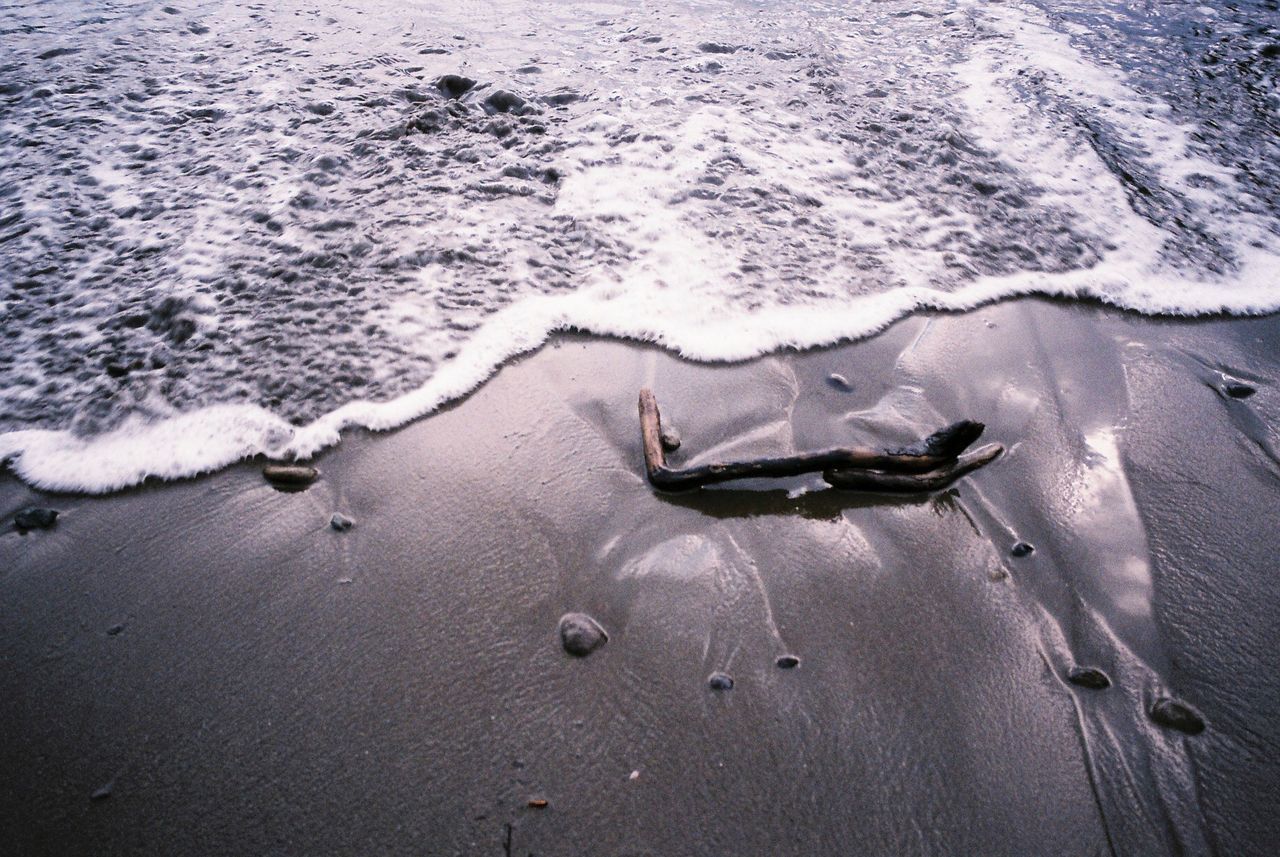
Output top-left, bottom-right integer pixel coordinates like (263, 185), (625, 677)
(2, 0), (1278, 490)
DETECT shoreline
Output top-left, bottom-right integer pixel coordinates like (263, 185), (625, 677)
(5, 291), (1280, 496)
(4, 297), (1279, 855)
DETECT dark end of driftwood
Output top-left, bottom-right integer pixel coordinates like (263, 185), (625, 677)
(638, 388), (1002, 493)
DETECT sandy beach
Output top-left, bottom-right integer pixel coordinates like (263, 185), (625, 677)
(3, 298), (1278, 855)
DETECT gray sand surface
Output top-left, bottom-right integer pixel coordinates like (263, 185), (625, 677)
(3, 299), (1279, 855)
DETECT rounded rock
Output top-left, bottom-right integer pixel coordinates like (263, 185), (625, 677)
(263, 464), (318, 489)
(659, 425), (682, 452)
(1067, 666), (1111, 690)
(330, 512), (355, 531)
(1011, 541), (1035, 558)
(775, 654), (800, 669)
(559, 612), (608, 657)
(708, 672), (734, 691)
(1224, 382), (1256, 399)
(1150, 697), (1205, 735)
(15, 507), (59, 532)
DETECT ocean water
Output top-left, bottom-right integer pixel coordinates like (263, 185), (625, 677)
(2, 0), (1278, 491)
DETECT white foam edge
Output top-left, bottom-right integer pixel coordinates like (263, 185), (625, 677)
(3, 259), (1278, 495)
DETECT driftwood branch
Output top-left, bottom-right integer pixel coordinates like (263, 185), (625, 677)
(638, 388), (1002, 493)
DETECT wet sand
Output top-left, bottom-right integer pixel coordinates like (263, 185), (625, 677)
(3, 298), (1279, 856)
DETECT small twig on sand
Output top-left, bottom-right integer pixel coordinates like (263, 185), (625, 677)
(638, 388), (1001, 493)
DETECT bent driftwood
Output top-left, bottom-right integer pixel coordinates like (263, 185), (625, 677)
(638, 388), (1002, 493)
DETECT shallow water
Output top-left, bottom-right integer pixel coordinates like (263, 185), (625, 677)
(2, 0), (1278, 490)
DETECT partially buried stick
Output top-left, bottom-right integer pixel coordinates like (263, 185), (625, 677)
(638, 388), (1002, 492)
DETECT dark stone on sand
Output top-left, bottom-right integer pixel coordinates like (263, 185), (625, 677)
(660, 425), (681, 452)
(435, 74), (475, 98)
(708, 672), (734, 690)
(1151, 697), (1205, 735)
(106, 623), (125, 636)
(483, 90), (526, 114)
(698, 42), (738, 54)
(826, 372), (853, 391)
(1011, 541), (1035, 557)
(559, 612), (608, 657)
(330, 512), (355, 531)
(1224, 382), (1256, 399)
(15, 507), (58, 532)
(1066, 666), (1111, 690)
(262, 464), (319, 488)
(776, 654), (800, 669)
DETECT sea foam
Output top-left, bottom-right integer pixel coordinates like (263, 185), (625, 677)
(2, 0), (1278, 492)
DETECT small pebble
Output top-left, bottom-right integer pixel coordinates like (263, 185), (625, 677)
(659, 425), (681, 452)
(1011, 541), (1035, 557)
(15, 506), (58, 532)
(527, 797), (548, 809)
(91, 781), (113, 801)
(708, 672), (734, 690)
(1067, 666), (1111, 690)
(826, 372), (853, 391)
(775, 654), (800, 669)
(559, 612), (608, 657)
(1224, 382), (1256, 399)
(106, 623), (125, 637)
(1150, 697), (1205, 735)
(628, 770), (640, 781)
(330, 512), (355, 531)
(263, 464), (318, 488)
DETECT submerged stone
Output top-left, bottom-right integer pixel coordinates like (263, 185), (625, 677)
(1151, 697), (1205, 735)
(435, 74), (475, 98)
(775, 654), (800, 669)
(330, 512), (355, 531)
(483, 89), (526, 114)
(15, 507), (58, 532)
(1067, 666), (1111, 690)
(708, 672), (734, 691)
(559, 612), (608, 657)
